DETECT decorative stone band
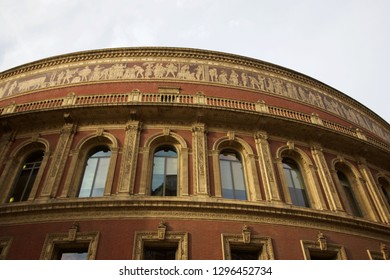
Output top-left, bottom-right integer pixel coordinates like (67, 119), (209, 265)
(1, 91), (389, 152)
(0, 54), (389, 144)
(0, 198), (389, 242)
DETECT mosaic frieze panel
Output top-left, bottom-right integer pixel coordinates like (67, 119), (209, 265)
(0, 59), (389, 143)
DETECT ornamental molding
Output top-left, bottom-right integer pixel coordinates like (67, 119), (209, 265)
(1, 198), (389, 242)
(1, 48), (388, 144)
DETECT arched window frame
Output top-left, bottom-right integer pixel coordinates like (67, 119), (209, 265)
(212, 136), (261, 202)
(281, 157), (311, 208)
(0, 139), (50, 204)
(276, 145), (326, 210)
(78, 146), (112, 198)
(376, 174), (390, 214)
(331, 159), (373, 220)
(139, 131), (188, 196)
(61, 132), (118, 198)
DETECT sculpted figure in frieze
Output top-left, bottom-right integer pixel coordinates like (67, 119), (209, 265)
(229, 70), (239, 86)
(257, 75), (266, 91)
(134, 65), (145, 78)
(241, 72), (248, 87)
(195, 65), (204, 80)
(249, 75), (261, 90)
(209, 68), (218, 82)
(90, 65), (104, 81)
(265, 76), (274, 92)
(0, 57), (389, 143)
(218, 70), (228, 84)
(153, 63), (166, 78)
(78, 66), (92, 82)
(166, 63), (178, 78)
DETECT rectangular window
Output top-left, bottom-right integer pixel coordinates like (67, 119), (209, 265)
(231, 246), (261, 260)
(308, 249), (338, 260)
(143, 243), (178, 260)
(53, 244), (89, 260)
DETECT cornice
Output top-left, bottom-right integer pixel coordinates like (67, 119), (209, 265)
(0, 198), (389, 241)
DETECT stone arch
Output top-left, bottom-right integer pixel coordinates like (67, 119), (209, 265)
(61, 132), (119, 198)
(376, 173), (390, 214)
(331, 157), (376, 220)
(212, 135), (261, 202)
(0, 138), (50, 203)
(275, 143), (326, 210)
(139, 131), (189, 196)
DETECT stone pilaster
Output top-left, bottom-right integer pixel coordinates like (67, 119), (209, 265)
(254, 131), (281, 202)
(310, 144), (344, 212)
(40, 123), (76, 199)
(117, 121), (142, 195)
(0, 130), (15, 171)
(357, 159), (389, 223)
(192, 123), (210, 196)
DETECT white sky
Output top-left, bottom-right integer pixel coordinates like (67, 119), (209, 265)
(1, 0), (389, 123)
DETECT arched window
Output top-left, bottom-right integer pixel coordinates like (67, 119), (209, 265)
(219, 150), (247, 200)
(337, 171), (362, 217)
(151, 146), (178, 196)
(9, 151), (44, 203)
(282, 157), (310, 208)
(78, 147), (112, 198)
(378, 177), (390, 206)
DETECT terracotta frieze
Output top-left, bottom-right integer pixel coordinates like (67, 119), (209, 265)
(0, 49), (389, 144)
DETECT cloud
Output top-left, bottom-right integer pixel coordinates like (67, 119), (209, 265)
(0, 0), (389, 122)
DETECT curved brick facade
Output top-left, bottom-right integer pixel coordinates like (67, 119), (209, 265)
(0, 47), (389, 260)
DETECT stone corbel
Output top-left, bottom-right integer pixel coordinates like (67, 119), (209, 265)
(157, 221), (167, 240)
(242, 225), (251, 244)
(68, 223), (79, 242)
(317, 232), (327, 251)
(163, 127), (171, 136)
(31, 133), (41, 143)
(227, 131), (235, 141)
(287, 141), (295, 150)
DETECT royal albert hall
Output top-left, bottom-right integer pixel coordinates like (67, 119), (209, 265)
(0, 47), (389, 260)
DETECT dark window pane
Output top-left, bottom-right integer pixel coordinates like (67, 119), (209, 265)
(144, 246), (177, 260)
(309, 250), (338, 260)
(337, 171), (362, 217)
(231, 247), (260, 260)
(379, 178), (390, 206)
(9, 151), (44, 203)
